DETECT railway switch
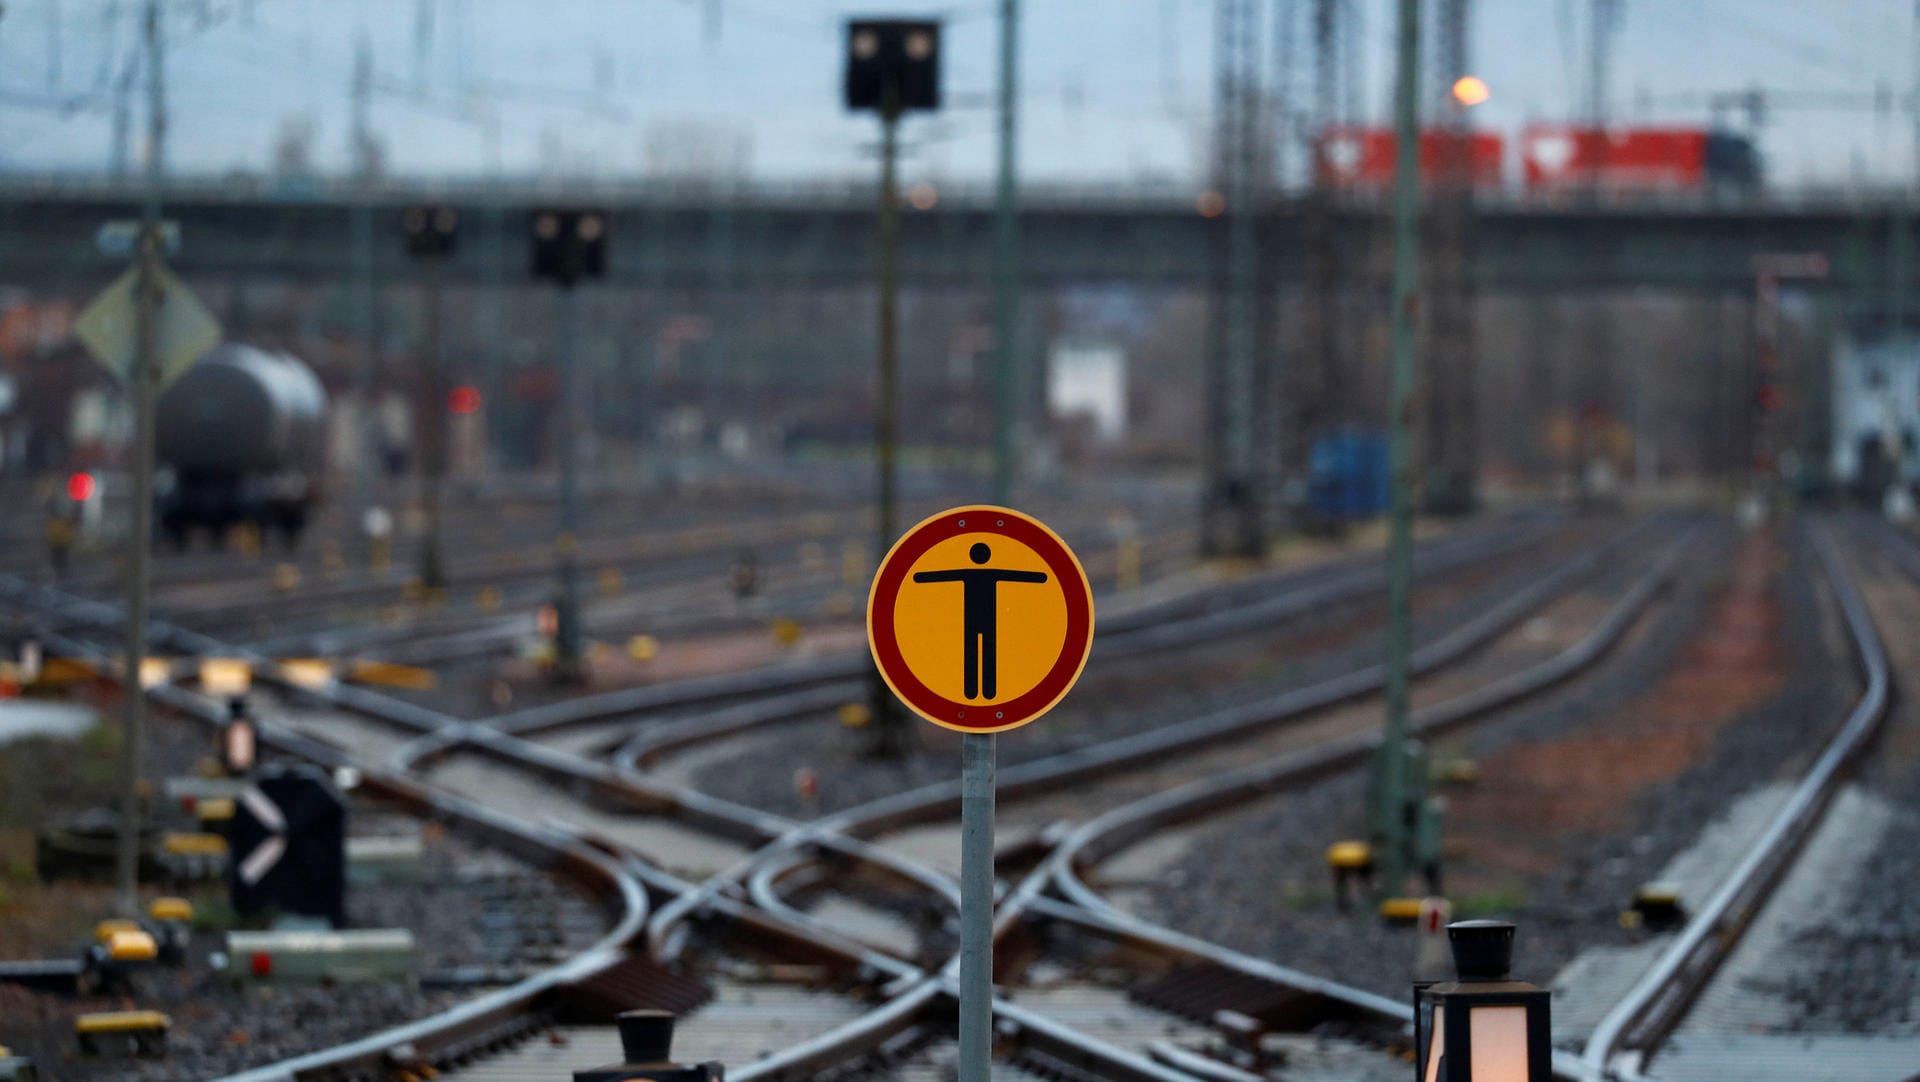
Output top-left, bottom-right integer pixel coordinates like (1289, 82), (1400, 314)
(93, 919), (139, 942)
(574, 1009), (723, 1082)
(148, 896), (195, 965)
(223, 928), (417, 985)
(1630, 882), (1685, 931)
(1379, 897), (1425, 924)
(0, 1044), (35, 1081)
(1326, 839), (1374, 911)
(148, 896), (194, 923)
(73, 1010), (169, 1058)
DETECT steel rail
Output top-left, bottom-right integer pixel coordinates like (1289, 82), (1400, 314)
(1578, 519), (1890, 1080)
(638, 517), (1657, 953)
(647, 520), (1679, 1078)
(486, 515), (1561, 739)
(16, 625), (650, 1082)
(1047, 530), (1693, 918)
(0, 514), (1613, 1082)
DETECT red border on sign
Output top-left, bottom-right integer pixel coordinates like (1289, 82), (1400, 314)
(867, 505), (1095, 734)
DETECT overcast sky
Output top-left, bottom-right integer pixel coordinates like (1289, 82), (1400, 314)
(2, 0), (1918, 190)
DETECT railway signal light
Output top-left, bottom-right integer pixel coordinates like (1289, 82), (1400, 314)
(530, 210), (608, 287)
(844, 19), (941, 112)
(222, 696), (257, 775)
(1416, 921), (1552, 1082)
(401, 204), (459, 260)
(67, 471), (97, 502)
(448, 385), (482, 415)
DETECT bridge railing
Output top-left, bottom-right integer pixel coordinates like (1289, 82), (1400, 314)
(1, 170), (1913, 215)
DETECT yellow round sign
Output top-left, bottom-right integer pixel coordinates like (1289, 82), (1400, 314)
(867, 505), (1095, 734)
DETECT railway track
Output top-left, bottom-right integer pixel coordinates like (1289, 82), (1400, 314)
(696, 522), (1696, 1081)
(480, 512), (1567, 747)
(1565, 517), (1892, 1081)
(1, 510), (1648, 1080)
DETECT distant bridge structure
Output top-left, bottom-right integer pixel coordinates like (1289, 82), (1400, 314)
(0, 175), (1913, 298)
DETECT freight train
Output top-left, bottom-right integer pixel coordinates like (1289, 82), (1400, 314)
(155, 344), (327, 549)
(1316, 124), (1762, 194)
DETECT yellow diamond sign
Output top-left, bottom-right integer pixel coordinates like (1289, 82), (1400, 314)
(73, 263), (222, 387)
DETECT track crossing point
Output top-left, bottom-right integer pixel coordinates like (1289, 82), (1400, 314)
(868, 505), (1094, 733)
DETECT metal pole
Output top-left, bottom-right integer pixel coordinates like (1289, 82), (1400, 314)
(1374, 0), (1421, 899)
(869, 102), (904, 752)
(116, 0), (164, 917)
(957, 731), (996, 1081)
(991, 0), (1019, 506)
(418, 260), (446, 590)
(349, 32), (378, 543)
(965, 7), (1017, 1070)
(1225, 0), (1259, 556)
(556, 282), (584, 677)
(350, 203), (376, 538)
(877, 104), (900, 573)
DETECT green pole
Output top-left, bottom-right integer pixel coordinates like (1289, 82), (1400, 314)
(991, 0), (1019, 507)
(1889, 203), (1908, 344)
(115, 0), (165, 918)
(869, 100), (907, 756)
(1375, 0), (1422, 899)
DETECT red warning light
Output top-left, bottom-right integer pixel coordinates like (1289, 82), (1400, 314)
(448, 386), (483, 415)
(67, 472), (97, 502)
(1757, 384), (1782, 412)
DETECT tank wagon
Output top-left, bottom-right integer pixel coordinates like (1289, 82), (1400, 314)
(155, 344), (326, 548)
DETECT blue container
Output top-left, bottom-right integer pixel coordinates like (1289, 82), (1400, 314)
(1308, 431), (1390, 519)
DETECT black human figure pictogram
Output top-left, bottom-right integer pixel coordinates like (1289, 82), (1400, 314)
(912, 542), (1049, 699)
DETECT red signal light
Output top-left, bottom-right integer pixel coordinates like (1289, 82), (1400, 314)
(67, 472), (97, 502)
(448, 386), (482, 415)
(1757, 384), (1782, 411)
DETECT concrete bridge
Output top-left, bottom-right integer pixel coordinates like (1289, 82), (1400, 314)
(0, 176), (1908, 298)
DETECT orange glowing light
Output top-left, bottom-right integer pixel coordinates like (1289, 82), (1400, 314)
(1452, 76), (1490, 107)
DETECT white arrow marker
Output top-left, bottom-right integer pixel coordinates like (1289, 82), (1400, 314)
(237, 785), (288, 886)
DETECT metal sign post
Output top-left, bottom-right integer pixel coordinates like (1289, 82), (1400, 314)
(868, 506), (1093, 1082)
(1374, 0), (1423, 899)
(966, 6), (1019, 1075)
(958, 731), (995, 1082)
(115, 0), (166, 918)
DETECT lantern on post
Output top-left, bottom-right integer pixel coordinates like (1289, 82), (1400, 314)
(1416, 920), (1551, 1082)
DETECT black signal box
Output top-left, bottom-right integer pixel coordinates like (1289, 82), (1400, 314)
(530, 210), (609, 287)
(402, 204), (459, 260)
(844, 19), (941, 112)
